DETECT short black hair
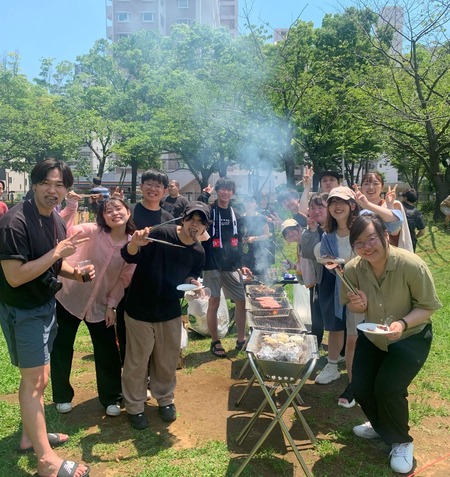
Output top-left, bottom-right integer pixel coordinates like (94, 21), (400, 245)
(308, 192), (329, 207)
(0, 180), (5, 189)
(140, 170), (169, 188)
(214, 177), (235, 193)
(277, 188), (299, 204)
(31, 158), (74, 189)
(402, 188), (418, 203)
(92, 177), (102, 186)
(350, 214), (389, 251)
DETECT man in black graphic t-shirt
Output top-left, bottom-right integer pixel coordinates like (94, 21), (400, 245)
(198, 177), (251, 358)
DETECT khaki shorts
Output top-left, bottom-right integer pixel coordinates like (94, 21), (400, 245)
(203, 270), (245, 303)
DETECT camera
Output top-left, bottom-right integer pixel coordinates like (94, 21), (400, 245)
(40, 271), (63, 295)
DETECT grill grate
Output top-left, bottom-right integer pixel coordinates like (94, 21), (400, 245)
(247, 308), (306, 332)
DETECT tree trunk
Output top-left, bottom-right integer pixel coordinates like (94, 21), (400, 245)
(283, 152), (296, 188)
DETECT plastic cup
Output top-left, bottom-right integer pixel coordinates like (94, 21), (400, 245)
(77, 260), (92, 282)
(77, 260), (92, 269)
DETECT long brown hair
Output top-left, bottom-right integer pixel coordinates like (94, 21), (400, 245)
(325, 198), (360, 233)
(96, 198), (136, 235)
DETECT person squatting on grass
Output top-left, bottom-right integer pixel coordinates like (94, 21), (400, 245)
(51, 194), (136, 418)
(0, 159), (91, 477)
(342, 213), (441, 474)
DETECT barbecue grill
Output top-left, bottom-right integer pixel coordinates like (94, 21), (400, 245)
(246, 283), (286, 298)
(234, 330), (318, 477)
(247, 308), (306, 333)
(246, 295), (292, 316)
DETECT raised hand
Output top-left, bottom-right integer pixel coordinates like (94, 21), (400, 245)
(55, 231), (89, 259)
(385, 184), (397, 209)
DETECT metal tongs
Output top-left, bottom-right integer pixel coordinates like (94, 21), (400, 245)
(317, 256), (359, 295)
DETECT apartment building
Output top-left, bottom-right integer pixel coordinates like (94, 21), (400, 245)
(106, 0), (238, 41)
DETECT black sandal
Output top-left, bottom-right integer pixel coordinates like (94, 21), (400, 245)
(235, 339), (246, 351)
(210, 340), (227, 358)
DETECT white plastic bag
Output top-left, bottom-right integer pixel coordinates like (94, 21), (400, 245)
(187, 289), (229, 338)
(293, 283), (311, 326)
(180, 321), (188, 351)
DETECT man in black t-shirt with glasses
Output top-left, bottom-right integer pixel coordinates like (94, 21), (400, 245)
(199, 177), (251, 358)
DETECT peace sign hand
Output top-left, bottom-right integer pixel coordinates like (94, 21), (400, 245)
(385, 184), (397, 208)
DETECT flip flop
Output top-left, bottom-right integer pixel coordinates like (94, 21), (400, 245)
(17, 432), (69, 454)
(34, 460), (90, 477)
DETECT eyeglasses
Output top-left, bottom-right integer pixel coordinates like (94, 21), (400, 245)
(353, 235), (380, 250)
(142, 181), (164, 190)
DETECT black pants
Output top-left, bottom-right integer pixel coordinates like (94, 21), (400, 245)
(352, 324), (432, 445)
(51, 302), (122, 409)
(310, 286), (324, 348)
(115, 291), (127, 365)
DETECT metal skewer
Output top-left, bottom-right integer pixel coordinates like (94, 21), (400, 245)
(151, 216), (182, 230)
(144, 237), (186, 248)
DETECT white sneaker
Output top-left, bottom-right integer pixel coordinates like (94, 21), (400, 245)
(353, 421), (381, 439)
(56, 402), (72, 414)
(106, 403), (121, 417)
(315, 363), (340, 384)
(390, 442), (414, 473)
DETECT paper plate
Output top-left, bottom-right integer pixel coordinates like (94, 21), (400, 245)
(357, 322), (394, 336)
(176, 284), (198, 291)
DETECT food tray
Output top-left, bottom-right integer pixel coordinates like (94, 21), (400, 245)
(247, 308), (306, 332)
(248, 296), (291, 310)
(246, 329), (318, 381)
(246, 284), (286, 298)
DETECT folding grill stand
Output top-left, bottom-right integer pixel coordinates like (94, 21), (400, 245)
(234, 352), (317, 477)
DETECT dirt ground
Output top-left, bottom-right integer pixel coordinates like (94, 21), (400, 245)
(11, 341), (447, 477)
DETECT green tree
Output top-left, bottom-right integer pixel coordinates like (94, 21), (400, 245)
(352, 0), (450, 218)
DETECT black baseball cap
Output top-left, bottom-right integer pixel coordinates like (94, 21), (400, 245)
(183, 201), (211, 221)
(319, 170), (343, 181)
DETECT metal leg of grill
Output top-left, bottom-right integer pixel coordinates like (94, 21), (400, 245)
(238, 359), (249, 379)
(234, 355), (317, 477)
(236, 383), (277, 445)
(235, 374), (256, 407)
(280, 383), (316, 444)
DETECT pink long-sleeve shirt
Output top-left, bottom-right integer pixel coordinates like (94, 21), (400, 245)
(57, 200), (135, 323)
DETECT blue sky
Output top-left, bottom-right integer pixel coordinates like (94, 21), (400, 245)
(0, 0), (345, 80)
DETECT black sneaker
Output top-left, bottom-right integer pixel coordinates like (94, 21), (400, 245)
(158, 404), (177, 422)
(127, 412), (149, 430)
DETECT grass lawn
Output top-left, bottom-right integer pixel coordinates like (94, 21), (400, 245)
(0, 223), (449, 477)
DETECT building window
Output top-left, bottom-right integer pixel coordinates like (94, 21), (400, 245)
(176, 18), (192, 25)
(116, 33), (131, 40)
(117, 12), (130, 22)
(142, 11), (156, 22)
(177, 0), (189, 7)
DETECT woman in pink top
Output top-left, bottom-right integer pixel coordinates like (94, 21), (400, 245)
(50, 195), (136, 417)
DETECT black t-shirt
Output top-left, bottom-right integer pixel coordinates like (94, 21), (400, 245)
(202, 203), (243, 271)
(160, 195), (189, 218)
(121, 225), (204, 322)
(403, 203), (425, 242)
(132, 202), (174, 229)
(0, 200), (66, 309)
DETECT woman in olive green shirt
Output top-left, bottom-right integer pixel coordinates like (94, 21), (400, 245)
(341, 213), (441, 474)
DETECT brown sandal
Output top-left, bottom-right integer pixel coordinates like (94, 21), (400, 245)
(210, 340), (227, 358)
